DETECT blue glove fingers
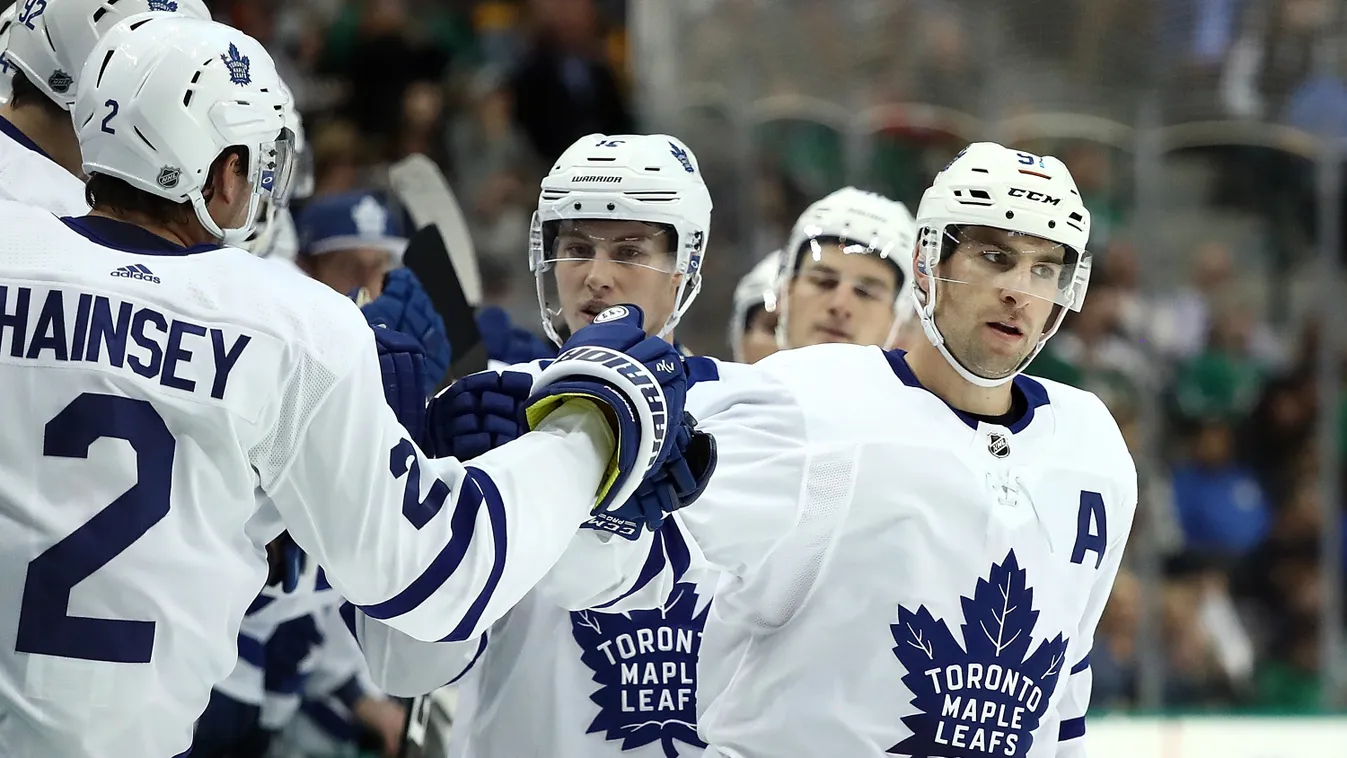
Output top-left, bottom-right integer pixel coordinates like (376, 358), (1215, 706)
(479, 390), (522, 419)
(498, 370), (536, 397)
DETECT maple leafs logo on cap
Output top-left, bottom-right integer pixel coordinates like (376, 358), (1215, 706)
(889, 550), (1068, 757)
(570, 582), (710, 755)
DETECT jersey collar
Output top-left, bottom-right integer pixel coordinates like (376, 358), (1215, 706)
(885, 349), (1049, 433)
(61, 215), (224, 257)
(0, 115), (52, 161)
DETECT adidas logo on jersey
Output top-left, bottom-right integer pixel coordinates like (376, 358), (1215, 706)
(110, 264), (161, 284)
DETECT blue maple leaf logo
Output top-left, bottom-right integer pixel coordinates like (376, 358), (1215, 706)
(147, 0), (179, 10)
(669, 142), (695, 174)
(570, 582), (710, 757)
(889, 550), (1068, 757)
(221, 42), (251, 86)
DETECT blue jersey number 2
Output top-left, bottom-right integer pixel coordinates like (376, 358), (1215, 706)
(15, 393), (175, 663)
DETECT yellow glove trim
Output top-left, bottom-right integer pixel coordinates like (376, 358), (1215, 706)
(526, 394), (621, 513)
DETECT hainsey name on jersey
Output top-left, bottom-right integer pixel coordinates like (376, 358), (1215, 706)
(0, 285), (251, 400)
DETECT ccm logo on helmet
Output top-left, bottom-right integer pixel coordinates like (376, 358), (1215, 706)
(554, 345), (668, 470)
(1006, 187), (1061, 206)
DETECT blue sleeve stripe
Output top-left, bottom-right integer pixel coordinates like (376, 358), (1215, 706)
(316, 567), (332, 591)
(339, 601), (358, 642)
(237, 633), (266, 668)
(442, 468), (508, 641)
(245, 594), (275, 616)
(662, 519), (692, 581)
(355, 466), (502, 625)
(594, 527), (668, 610)
(1059, 716), (1086, 741)
(1070, 652), (1090, 675)
(446, 632), (490, 685)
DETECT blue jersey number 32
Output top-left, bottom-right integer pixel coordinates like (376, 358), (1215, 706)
(15, 393), (175, 663)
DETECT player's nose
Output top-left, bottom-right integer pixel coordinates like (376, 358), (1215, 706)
(582, 258), (619, 292)
(826, 286), (856, 319)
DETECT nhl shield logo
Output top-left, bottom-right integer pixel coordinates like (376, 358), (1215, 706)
(157, 166), (182, 189)
(987, 433), (1010, 459)
(47, 70), (74, 94)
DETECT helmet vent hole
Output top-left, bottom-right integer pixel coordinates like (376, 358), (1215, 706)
(96, 49), (115, 86)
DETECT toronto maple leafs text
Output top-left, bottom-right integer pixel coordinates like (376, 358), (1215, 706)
(595, 626), (697, 713)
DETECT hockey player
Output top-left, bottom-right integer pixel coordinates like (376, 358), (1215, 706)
(346, 133), (719, 758)
(0, 16), (691, 758)
(728, 251), (779, 364)
(674, 142), (1134, 757)
(0, 0), (210, 213)
(775, 186), (918, 351)
(729, 187), (918, 364)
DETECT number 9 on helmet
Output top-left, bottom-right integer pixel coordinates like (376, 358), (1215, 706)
(73, 13), (296, 246)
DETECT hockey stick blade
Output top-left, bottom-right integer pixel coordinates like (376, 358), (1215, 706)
(389, 153), (483, 307)
(402, 224), (488, 387)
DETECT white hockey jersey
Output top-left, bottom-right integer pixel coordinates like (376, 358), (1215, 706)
(0, 204), (620, 758)
(676, 343), (1137, 758)
(350, 357), (719, 758)
(0, 116), (89, 215)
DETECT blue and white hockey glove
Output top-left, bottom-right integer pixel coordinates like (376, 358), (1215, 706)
(355, 267), (451, 396)
(476, 305), (557, 364)
(424, 366), (713, 540)
(583, 411), (717, 540)
(525, 305), (687, 517)
(423, 369), (533, 460)
(372, 324), (429, 445)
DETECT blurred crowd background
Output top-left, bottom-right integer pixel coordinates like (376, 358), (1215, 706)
(59, 0), (1347, 719)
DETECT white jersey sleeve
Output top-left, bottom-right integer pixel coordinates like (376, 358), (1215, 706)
(260, 332), (615, 643)
(344, 602), (484, 697)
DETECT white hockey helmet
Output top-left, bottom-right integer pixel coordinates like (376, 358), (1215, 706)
(913, 141), (1092, 387)
(4, 0), (210, 111)
(75, 14), (296, 247)
(529, 133), (712, 345)
(0, 4), (18, 105)
(243, 77), (312, 260)
(729, 250), (781, 362)
(777, 186), (917, 349)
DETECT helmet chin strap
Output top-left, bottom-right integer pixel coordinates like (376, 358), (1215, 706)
(912, 272), (1039, 390)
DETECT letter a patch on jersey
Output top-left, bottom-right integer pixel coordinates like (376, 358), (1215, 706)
(571, 582), (709, 754)
(888, 551), (1068, 757)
